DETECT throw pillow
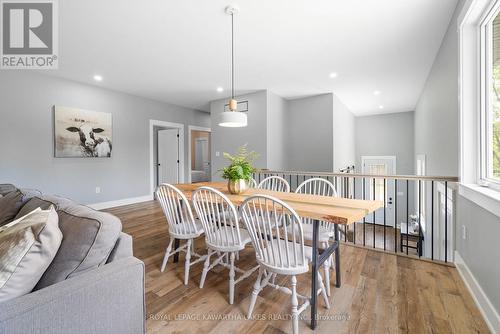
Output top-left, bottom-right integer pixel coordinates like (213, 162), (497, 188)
(0, 190), (24, 227)
(0, 206), (62, 302)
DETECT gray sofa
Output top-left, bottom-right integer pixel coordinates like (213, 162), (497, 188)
(0, 185), (145, 334)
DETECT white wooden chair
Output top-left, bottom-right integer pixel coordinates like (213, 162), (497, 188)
(156, 184), (207, 285)
(248, 178), (258, 188)
(240, 194), (330, 334)
(192, 186), (259, 304)
(258, 175), (290, 192)
(295, 178), (338, 296)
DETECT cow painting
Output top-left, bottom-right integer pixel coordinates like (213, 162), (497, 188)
(66, 125), (112, 157)
(54, 106), (112, 158)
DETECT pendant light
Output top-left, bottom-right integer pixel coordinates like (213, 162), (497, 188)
(218, 5), (247, 128)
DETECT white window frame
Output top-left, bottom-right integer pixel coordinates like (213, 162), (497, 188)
(479, 0), (500, 190)
(459, 0), (500, 216)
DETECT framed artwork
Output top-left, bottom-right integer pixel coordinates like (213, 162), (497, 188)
(54, 106), (112, 158)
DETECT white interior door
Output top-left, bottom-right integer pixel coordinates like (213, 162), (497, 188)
(362, 156), (396, 225)
(158, 129), (179, 184)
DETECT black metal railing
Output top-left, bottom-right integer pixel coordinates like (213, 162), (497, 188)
(253, 169), (459, 263)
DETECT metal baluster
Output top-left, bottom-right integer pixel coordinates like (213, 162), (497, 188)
(394, 179), (398, 253)
(383, 178), (386, 251)
(418, 180), (422, 258)
(353, 177), (356, 244)
(431, 181), (434, 261)
(373, 177), (376, 248)
(445, 181), (448, 263)
(363, 177), (366, 246)
(406, 180), (409, 255)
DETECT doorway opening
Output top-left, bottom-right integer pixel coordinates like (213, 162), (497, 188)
(188, 126), (211, 183)
(149, 120), (185, 196)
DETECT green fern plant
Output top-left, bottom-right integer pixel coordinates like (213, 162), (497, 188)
(221, 144), (258, 182)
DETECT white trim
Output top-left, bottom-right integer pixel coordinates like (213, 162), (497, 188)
(88, 194), (153, 210)
(187, 125), (211, 183)
(455, 251), (500, 333)
(149, 120), (185, 196)
(459, 0), (500, 185)
(459, 183), (500, 217)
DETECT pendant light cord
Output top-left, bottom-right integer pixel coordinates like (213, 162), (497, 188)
(231, 12), (234, 99)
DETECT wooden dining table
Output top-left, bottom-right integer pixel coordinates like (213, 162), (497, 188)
(174, 181), (383, 330)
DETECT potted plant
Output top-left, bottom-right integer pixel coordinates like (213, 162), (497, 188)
(221, 145), (258, 194)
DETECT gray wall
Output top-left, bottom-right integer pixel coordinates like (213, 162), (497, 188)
(332, 94), (356, 171)
(414, 0), (463, 177)
(414, 0), (500, 317)
(267, 92), (287, 170)
(355, 111), (415, 226)
(0, 72), (210, 204)
(456, 196), (500, 313)
(286, 94), (334, 172)
(355, 111), (415, 174)
(210, 91), (268, 181)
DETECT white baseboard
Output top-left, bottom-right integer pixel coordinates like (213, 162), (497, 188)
(455, 251), (500, 334)
(88, 194), (154, 210)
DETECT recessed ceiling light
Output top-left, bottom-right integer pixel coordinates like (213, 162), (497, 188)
(329, 72), (338, 78)
(373, 90), (381, 95)
(93, 75), (103, 82)
(379, 105), (384, 109)
(216, 87), (224, 92)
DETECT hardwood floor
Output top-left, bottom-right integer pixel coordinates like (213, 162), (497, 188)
(104, 201), (490, 334)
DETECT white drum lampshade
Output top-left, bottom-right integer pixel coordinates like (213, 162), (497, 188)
(218, 111), (247, 127)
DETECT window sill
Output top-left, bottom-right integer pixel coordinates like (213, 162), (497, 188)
(458, 183), (500, 218)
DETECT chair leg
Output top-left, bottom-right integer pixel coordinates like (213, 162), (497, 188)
(291, 275), (299, 334)
(160, 238), (174, 272)
(229, 252), (236, 304)
(184, 239), (192, 285)
(317, 272), (330, 309)
(322, 241), (331, 297)
(200, 249), (212, 288)
(247, 267), (264, 318)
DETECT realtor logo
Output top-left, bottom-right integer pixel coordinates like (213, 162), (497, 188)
(1, 0), (58, 69)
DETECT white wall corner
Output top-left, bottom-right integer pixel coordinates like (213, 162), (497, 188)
(88, 194), (153, 210)
(454, 251), (500, 333)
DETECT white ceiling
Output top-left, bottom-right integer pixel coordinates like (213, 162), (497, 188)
(50, 0), (458, 115)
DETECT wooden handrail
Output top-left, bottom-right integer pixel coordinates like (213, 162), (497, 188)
(255, 169), (459, 182)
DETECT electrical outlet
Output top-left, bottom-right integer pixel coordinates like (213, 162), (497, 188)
(95, 187), (101, 194)
(215, 151), (220, 157)
(462, 225), (467, 240)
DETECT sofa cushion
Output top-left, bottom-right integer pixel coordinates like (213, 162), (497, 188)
(0, 184), (17, 196)
(0, 190), (25, 227)
(15, 196), (54, 219)
(0, 207), (62, 302)
(20, 195), (123, 290)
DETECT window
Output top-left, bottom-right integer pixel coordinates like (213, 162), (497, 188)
(367, 164), (386, 201)
(482, 3), (500, 185)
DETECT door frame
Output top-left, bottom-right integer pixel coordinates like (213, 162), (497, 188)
(360, 156), (397, 225)
(149, 120), (185, 196)
(188, 125), (211, 183)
